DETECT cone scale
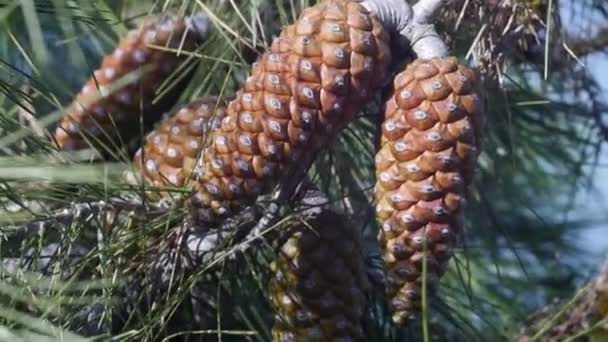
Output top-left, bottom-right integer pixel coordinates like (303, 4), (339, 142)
(269, 212), (369, 341)
(131, 97), (227, 198)
(374, 57), (484, 324)
(55, 15), (209, 151)
(191, 0), (391, 224)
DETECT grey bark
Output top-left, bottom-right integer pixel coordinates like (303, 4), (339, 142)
(362, 0), (449, 59)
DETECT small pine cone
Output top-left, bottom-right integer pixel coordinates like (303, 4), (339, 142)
(192, 0), (391, 224)
(55, 15), (210, 151)
(269, 211), (369, 341)
(131, 97), (227, 199)
(374, 57), (484, 324)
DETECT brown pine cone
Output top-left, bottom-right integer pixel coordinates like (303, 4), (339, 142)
(374, 57), (484, 324)
(192, 0), (391, 224)
(269, 211), (369, 341)
(55, 15), (210, 152)
(130, 97), (227, 199)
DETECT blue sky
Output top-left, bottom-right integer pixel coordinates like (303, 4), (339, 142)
(558, 2), (608, 261)
(577, 52), (608, 259)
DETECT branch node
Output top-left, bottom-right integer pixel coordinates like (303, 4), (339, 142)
(362, 0), (449, 59)
(413, 0), (449, 25)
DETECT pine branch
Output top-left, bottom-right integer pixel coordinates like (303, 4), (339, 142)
(362, 0), (448, 58)
(1, 196), (171, 239)
(185, 176), (330, 266)
(567, 25), (608, 57)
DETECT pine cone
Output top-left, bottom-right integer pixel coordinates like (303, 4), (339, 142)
(130, 97), (227, 199)
(192, 0), (391, 224)
(270, 211), (369, 341)
(374, 57), (484, 324)
(55, 15), (210, 152)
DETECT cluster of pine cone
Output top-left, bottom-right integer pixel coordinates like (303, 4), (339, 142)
(55, 0), (484, 339)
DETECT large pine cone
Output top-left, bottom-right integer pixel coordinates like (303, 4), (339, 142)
(374, 57), (484, 324)
(269, 211), (369, 341)
(55, 15), (210, 151)
(192, 0), (391, 224)
(130, 97), (227, 199)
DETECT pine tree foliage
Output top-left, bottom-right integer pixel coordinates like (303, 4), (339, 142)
(0, 0), (607, 341)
